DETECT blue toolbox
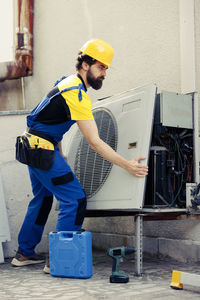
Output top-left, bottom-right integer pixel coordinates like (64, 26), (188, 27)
(49, 231), (93, 278)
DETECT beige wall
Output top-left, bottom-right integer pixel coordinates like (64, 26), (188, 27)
(0, 0), (200, 261)
(0, 80), (22, 111)
(25, 0), (181, 109)
(195, 0), (200, 94)
(0, 0), (181, 111)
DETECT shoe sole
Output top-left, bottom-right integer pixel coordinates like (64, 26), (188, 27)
(43, 265), (50, 274)
(11, 258), (45, 267)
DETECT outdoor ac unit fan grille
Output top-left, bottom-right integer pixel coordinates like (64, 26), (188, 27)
(68, 108), (118, 198)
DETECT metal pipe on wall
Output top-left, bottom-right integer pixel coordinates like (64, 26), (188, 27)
(0, 0), (34, 82)
(179, 0), (196, 94)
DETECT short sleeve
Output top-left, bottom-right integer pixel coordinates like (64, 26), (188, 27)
(62, 89), (94, 121)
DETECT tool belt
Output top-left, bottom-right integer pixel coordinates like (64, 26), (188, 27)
(16, 129), (57, 170)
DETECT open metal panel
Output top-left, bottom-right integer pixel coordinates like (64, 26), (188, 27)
(144, 91), (197, 211)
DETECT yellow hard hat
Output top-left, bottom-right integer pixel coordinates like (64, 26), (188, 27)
(80, 38), (114, 67)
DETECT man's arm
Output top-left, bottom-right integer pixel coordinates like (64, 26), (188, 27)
(77, 120), (148, 177)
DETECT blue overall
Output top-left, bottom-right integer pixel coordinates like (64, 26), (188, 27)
(18, 76), (88, 256)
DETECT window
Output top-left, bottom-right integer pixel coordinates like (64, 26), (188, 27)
(0, 0), (34, 81)
(0, 0), (14, 63)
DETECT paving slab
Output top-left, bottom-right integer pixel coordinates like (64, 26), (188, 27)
(0, 251), (200, 300)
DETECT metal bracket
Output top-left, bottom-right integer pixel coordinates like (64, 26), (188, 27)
(186, 182), (197, 208)
(135, 214), (144, 276)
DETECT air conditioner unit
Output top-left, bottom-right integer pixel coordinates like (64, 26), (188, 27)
(65, 84), (157, 210)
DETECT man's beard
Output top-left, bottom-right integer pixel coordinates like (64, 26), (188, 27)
(87, 68), (104, 90)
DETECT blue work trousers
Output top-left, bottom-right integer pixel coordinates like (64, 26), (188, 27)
(18, 148), (86, 256)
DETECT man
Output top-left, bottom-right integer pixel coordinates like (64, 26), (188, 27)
(11, 39), (148, 269)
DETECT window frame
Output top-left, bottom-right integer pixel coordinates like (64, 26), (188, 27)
(0, 0), (34, 82)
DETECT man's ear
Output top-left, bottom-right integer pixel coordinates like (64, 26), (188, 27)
(82, 61), (90, 71)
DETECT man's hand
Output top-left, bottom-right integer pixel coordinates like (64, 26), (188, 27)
(126, 157), (148, 177)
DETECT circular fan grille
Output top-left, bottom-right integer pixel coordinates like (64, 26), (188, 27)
(68, 108), (118, 198)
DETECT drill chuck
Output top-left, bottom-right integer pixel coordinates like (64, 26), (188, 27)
(124, 247), (135, 255)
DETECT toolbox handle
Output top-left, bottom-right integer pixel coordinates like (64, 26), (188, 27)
(60, 232), (74, 239)
(77, 229), (85, 234)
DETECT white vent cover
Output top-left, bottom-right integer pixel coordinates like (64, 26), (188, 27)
(68, 108), (118, 198)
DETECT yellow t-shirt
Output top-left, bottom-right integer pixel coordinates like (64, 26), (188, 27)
(58, 74), (94, 121)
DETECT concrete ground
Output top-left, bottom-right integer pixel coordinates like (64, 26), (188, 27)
(0, 251), (200, 300)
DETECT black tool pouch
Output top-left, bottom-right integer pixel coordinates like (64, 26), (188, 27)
(15, 136), (55, 170)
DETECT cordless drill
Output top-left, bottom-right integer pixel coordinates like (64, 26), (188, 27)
(107, 246), (135, 283)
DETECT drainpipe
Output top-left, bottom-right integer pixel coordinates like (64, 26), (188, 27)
(0, 0), (34, 82)
(179, 0), (196, 93)
(179, 0), (199, 183)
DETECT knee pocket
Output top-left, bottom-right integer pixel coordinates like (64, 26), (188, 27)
(75, 197), (87, 226)
(51, 172), (74, 185)
(35, 195), (53, 226)
(51, 172), (86, 225)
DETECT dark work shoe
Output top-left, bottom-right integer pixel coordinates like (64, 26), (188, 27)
(11, 251), (45, 267)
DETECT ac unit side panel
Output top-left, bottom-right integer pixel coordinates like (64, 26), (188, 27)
(66, 84), (157, 210)
(88, 84), (156, 209)
(87, 198), (142, 210)
(92, 84), (154, 110)
(86, 165), (142, 209)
